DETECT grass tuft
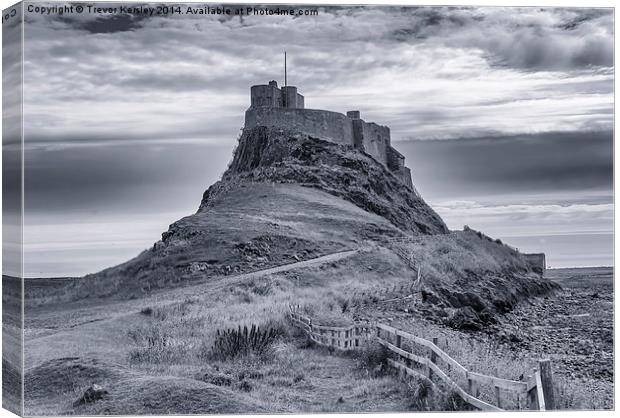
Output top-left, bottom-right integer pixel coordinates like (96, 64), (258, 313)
(208, 324), (282, 361)
(355, 341), (391, 377)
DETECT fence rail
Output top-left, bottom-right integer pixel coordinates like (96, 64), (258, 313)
(289, 307), (373, 350)
(289, 305), (554, 411)
(349, 281), (423, 307)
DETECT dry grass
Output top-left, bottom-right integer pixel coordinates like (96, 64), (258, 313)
(24, 239), (609, 413)
(390, 229), (532, 287)
(114, 245), (474, 412)
(117, 242), (604, 412)
(122, 246), (412, 366)
(388, 317), (611, 410)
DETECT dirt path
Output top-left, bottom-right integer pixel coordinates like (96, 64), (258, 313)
(24, 248), (361, 363)
(173, 249), (360, 300)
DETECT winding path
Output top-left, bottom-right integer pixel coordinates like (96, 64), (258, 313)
(25, 248), (361, 341)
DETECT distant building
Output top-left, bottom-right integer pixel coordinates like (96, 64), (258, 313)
(524, 253), (546, 275)
(244, 81), (415, 190)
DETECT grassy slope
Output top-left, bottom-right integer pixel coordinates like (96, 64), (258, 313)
(32, 183), (404, 303)
(388, 230), (558, 327)
(22, 127), (573, 413)
(24, 235), (567, 414)
(22, 185), (415, 414)
(2, 275), (23, 415)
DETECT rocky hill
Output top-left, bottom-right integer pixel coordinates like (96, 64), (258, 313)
(58, 127), (447, 297)
(40, 126), (557, 327)
(204, 126), (448, 235)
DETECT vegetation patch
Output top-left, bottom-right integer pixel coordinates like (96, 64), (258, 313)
(208, 324), (283, 361)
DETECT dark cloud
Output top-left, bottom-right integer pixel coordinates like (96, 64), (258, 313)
(399, 130), (613, 201)
(558, 9), (610, 30)
(388, 7), (613, 71)
(24, 142), (234, 214)
(59, 13), (147, 33)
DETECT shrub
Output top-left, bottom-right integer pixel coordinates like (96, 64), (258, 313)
(208, 324), (281, 361)
(126, 325), (188, 364)
(406, 374), (434, 410)
(337, 296), (350, 313)
(140, 307), (153, 315)
(405, 375), (472, 412)
(247, 278), (274, 296)
(355, 341), (391, 377)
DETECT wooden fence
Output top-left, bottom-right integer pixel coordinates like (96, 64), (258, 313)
(386, 237), (423, 279)
(289, 307), (373, 350)
(348, 281), (422, 307)
(288, 306), (554, 411)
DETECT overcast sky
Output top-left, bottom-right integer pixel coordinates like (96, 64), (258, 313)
(15, 4), (613, 276)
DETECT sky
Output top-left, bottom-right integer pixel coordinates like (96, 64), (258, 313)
(9, 4), (613, 276)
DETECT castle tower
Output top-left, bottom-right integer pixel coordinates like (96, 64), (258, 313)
(250, 80), (281, 107)
(249, 81), (304, 109)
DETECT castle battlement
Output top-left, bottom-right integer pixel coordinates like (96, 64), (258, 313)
(250, 80), (305, 109)
(245, 81), (414, 190)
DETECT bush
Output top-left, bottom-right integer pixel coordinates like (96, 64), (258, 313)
(406, 374), (434, 410)
(140, 307), (153, 315)
(208, 324), (282, 361)
(126, 325), (188, 364)
(405, 375), (472, 411)
(336, 296), (350, 313)
(355, 341), (391, 377)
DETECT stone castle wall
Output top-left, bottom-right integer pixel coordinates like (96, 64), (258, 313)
(250, 84), (281, 107)
(245, 107), (354, 146)
(245, 107), (393, 166)
(251, 83), (304, 109)
(363, 122), (391, 166)
(245, 82), (414, 190)
(350, 119), (391, 165)
(245, 106), (415, 191)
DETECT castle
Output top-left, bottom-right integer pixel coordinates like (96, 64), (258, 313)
(244, 81), (414, 189)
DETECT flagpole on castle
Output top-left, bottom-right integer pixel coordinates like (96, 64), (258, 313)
(284, 51), (287, 87)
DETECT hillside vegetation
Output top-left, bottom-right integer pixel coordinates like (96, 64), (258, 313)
(20, 125), (574, 414)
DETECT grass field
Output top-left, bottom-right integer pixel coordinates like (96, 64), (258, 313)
(17, 184), (613, 414)
(21, 261), (612, 413)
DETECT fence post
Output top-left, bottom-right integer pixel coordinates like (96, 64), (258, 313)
(428, 337), (438, 379)
(526, 369), (541, 410)
(394, 333), (404, 377)
(539, 359), (555, 410)
(495, 386), (501, 409)
(467, 372), (479, 398)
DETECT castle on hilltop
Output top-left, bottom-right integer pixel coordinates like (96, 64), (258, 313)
(244, 81), (414, 189)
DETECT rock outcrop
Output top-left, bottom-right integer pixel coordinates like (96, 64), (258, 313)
(201, 126), (448, 236)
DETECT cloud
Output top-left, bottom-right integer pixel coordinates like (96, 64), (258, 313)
(20, 5), (613, 148)
(387, 7), (613, 71)
(16, 4), (614, 275)
(58, 12), (149, 33)
(433, 199), (614, 237)
(398, 130), (613, 204)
